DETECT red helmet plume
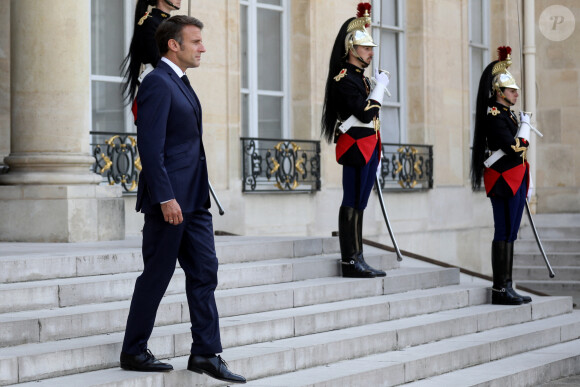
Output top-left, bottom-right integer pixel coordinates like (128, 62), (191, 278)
(497, 46), (512, 62)
(356, 2), (372, 27)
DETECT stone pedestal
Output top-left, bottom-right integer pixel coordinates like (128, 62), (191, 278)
(0, 185), (124, 242)
(0, 0), (124, 242)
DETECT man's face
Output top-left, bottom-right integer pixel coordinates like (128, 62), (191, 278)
(502, 87), (519, 105)
(353, 45), (374, 67)
(175, 25), (206, 69)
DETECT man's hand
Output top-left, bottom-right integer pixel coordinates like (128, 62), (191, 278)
(519, 111), (531, 125)
(161, 199), (183, 225)
(374, 68), (390, 89)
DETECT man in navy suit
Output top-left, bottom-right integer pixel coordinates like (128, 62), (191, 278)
(120, 15), (246, 384)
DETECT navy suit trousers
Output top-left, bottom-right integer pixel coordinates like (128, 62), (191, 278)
(122, 208), (223, 356)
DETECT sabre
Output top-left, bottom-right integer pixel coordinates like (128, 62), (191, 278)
(208, 180), (225, 216)
(374, 176), (403, 261)
(525, 200), (555, 278)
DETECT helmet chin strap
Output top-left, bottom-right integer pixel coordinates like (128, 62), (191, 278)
(163, 0), (180, 10)
(350, 47), (370, 68)
(496, 89), (515, 107)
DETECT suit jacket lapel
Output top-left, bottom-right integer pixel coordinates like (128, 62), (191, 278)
(158, 61), (201, 122)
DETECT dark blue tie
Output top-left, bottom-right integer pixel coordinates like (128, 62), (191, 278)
(181, 75), (195, 96)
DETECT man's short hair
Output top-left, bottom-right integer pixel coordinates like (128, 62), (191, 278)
(155, 15), (204, 55)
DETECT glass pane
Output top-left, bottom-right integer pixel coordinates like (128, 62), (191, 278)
(380, 0), (397, 27)
(258, 95), (281, 138)
(470, 0), (483, 43)
(257, 9), (282, 91)
(259, 0), (281, 5)
(381, 106), (400, 143)
(240, 4), (248, 89)
(91, 0), (126, 76)
(379, 31), (399, 101)
(92, 81), (125, 132)
(241, 93), (249, 136)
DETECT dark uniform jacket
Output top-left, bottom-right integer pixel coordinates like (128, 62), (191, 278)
(134, 8), (170, 68)
(331, 62), (381, 167)
(483, 101), (529, 197)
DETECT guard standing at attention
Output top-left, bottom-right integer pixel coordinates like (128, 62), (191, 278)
(321, 2), (391, 278)
(471, 46), (533, 305)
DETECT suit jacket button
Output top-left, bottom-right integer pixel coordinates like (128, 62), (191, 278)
(200, 156), (205, 161)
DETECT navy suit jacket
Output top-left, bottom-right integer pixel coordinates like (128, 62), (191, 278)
(135, 60), (209, 214)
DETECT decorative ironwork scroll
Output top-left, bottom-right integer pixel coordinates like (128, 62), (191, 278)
(241, 137), (321, 193)
(377, 143), (433, 191)
(91, 132), (140, 193)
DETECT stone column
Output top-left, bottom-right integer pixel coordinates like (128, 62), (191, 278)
(0, 0), (124, 242)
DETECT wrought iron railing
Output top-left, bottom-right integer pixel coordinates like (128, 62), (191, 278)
(90, 133), (430, 194)
(90, 131), (140, 193)
(377, 143), (433, 191)
(241, 137), (321, 193)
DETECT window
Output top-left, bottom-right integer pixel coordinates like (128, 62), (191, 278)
(469, 0), (490, 140)
(240, 0), (289, 139)
(90, 0), (134, 133)
(371, 0), (406, 143)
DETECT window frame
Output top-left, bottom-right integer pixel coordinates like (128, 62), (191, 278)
(371, 0), (407, 143)
(89, 0), (135, 134)
(240, 0), (290, 139)
(468, 0), (490, 143)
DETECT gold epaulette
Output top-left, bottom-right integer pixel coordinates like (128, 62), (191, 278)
(137, 11), (151, 26)
(334, 69), (347, 82)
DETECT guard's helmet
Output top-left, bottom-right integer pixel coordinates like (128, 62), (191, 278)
(491, 46), (519, 94)
(344, 2), (377, 59)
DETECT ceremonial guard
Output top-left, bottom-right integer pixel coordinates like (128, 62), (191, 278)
(471, 46), (533, 305)
(321, 2), (390, 278)
(121, 0), (181, 105)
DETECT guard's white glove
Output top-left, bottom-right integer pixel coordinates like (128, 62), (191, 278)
(527, 173), (534, 201)
(374, 68), (390, 89)
(368, 69), (390, 105)
(520, 111), (531, 125)
(517, 111), (532, 142)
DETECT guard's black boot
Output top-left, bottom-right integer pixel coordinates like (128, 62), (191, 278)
(339, 206), (376, 278)
(491, 240), (524, 305)
(355, 209), (386, 277)
(506, 241), (532, 303)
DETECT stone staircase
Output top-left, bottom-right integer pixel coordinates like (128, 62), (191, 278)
(1, 235), (579, 386)
(514, 213), (580, 308)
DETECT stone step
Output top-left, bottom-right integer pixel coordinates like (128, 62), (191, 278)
(514, 252), (580, 266)
(0, 282), (482, 384)
(0, 236), (341, 284)
(514, 239), (580, 253)
(517, 280), (580, 307)
(522, 213), (580, 228)
(15, 306), (577, 387)
(514, 266), (580, 281)
(404, 338), (580, 386)
(519, 226), (580, 240)
(0, 266), (458, 347)
(241, 310), (580, 386)
(0, 247), (397, 314)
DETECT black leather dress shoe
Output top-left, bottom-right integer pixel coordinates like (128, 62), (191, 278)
(187, 354), (246, 384)
(120, 349), (173, 372)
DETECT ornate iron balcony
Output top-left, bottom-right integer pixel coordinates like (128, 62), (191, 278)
(241, 137), (321, 193)
(90, 133), (431, 194)
(378, 143), (433, 191)
(90, 131), (140, 193)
